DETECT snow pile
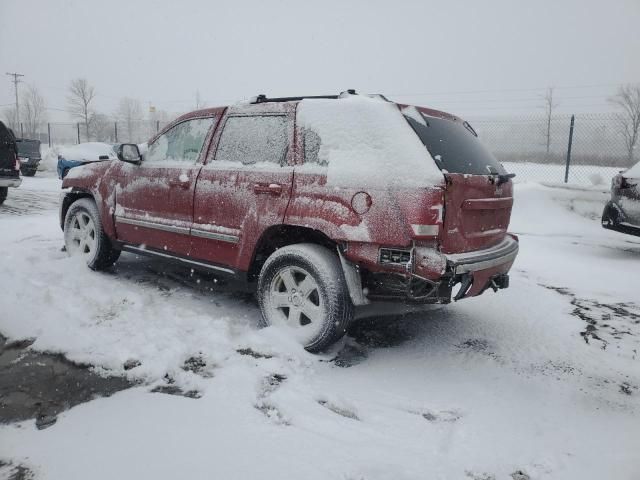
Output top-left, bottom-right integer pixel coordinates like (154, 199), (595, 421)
(297, 96), (443, 188)
(38, 145), (61, 172)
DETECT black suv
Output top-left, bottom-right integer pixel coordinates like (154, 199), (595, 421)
(0, 121), (21, 206)
(16, 138), (42, 176)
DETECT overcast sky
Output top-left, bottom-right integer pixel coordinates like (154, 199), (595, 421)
(1, 0), (639, 122)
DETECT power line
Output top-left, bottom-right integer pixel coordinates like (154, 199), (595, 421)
(5, 72), (25, 123)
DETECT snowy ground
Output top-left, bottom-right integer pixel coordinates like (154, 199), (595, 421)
(0, 174), (639, 480)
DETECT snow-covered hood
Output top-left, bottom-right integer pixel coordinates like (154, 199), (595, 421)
(59, 142), (117, 162)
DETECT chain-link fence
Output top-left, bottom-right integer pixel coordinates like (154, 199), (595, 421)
(12, 112), (639, 186)
(468, 112), (636, 186)
(16, 119), (171, 147)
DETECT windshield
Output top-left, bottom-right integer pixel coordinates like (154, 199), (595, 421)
(16, 140), (41, 155)
(403, 110), (506, 175)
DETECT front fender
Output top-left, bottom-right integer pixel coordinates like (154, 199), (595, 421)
(60, 162), (118, 239)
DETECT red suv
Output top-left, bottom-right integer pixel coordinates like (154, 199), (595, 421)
(60, 92), (518, 351)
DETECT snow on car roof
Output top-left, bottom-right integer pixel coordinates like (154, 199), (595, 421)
(60, 142), (117, 162)
(297, 95), (443, 188)
(624, 160), (640, 179)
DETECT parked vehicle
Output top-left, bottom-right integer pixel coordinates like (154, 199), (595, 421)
(602, 161), (640, 236)
(0, 121), (21, 206)
(59, 92), (518, 351)
(16, 138), (42, 176)
(57, 142), (119, 179)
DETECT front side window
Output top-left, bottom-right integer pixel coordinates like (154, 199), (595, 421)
(145, 117), (214, 165)
(214, 115), (289, 166)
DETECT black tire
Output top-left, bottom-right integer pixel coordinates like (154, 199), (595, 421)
(0, 187), (7, 205)
(601, 203), (619, 227)
(63, 197), (120, 270)
(257, 243), (354, 352)
(23, 169), (36, 177)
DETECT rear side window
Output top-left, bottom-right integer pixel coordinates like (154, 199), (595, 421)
(145, 117), (214, 165)
(215, 115), (289, 166)
(403, 110), (506, 175)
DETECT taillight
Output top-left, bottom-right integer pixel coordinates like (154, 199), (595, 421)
(13, 153), (20, 171)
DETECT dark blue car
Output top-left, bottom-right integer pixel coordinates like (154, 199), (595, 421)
(57, 142), (119, 179)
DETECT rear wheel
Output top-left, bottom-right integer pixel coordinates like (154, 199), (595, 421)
(257, 243), (353, 352)
(0, 187), (7, 205)
(64, 198), (120, 270)
(21, 169), (36, 177)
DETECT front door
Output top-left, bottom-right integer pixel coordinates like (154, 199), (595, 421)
(191, 105), (295, 271)
(114, 116), (217, 256)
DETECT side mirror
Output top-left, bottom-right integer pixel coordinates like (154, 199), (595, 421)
(117, 144), (142, 164)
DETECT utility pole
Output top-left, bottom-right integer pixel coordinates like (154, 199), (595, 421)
(6, 72), (25, 126)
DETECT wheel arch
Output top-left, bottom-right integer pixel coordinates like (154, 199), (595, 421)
(59, 189), (95, 230)
(247, 224), (339, 283)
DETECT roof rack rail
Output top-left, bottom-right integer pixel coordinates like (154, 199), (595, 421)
(251, 89), (357, 104)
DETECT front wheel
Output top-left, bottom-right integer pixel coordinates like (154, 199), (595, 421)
(64, 198), (120, 270)
(0, 187), (7, 205)
(257, 243), (353, 352)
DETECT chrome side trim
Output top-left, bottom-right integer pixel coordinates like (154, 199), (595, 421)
(122, 245), (235, 275)
(191, 228), (239, 244)
(116, 216), (190, 235)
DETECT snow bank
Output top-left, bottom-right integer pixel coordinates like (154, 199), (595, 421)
(297, 96), (443, 188)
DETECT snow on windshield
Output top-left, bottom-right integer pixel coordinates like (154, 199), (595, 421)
(60, 142), (116, 162)
(297, 96), (443, 188)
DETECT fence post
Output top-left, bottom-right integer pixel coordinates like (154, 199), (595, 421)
(114, 122), (118, 142)
(20, 123), (24, 138)
(47, 123), (51, 147)
(77, 123), (81, 144)
(156, 120), (160, 133)
(564, 114), (575, 183)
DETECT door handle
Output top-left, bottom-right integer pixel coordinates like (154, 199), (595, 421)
(253, 183), (283, 196)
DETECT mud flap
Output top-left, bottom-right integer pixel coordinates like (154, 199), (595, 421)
(337, 248), (369, 306)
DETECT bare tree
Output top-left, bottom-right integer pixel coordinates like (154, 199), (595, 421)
(117, 97), (143, 142)
(609, 84), (640, 165)
(541, 87), (558, 154)
(91, 113), (114, 142)
(67, 78), (96, 141)
(21, 85), (47, 138)
(2, 106), (18, 132)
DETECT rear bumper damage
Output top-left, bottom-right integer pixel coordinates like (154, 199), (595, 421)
(341, 235), (518, 306)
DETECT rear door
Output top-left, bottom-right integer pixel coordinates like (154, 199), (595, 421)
(190, 104), (295, 271)
(113, 115), (217, 256)
(404, 107), (514, 254)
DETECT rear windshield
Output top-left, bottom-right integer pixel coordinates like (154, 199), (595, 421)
(403, 109), (506, 175)
(16, 140), (41, 155)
